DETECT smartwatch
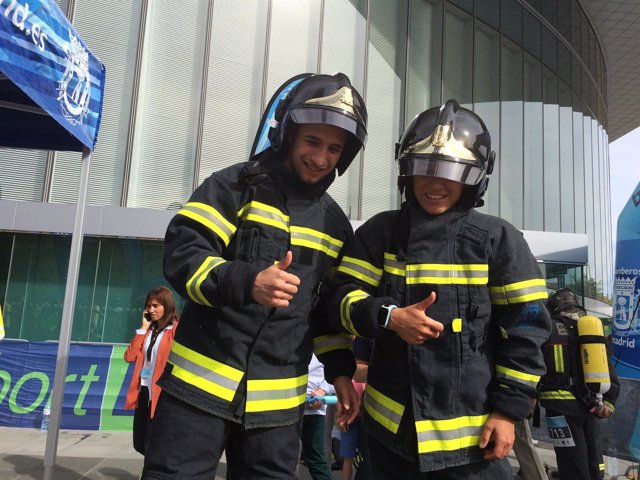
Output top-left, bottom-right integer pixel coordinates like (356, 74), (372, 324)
(380, 304), (398, 329)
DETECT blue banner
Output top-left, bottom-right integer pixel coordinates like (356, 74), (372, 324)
(612, 182), (640, 379)
(0, 340), (133, 430)
(0, 0), (105, 150)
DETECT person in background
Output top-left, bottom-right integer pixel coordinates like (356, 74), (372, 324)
(539, 288), (620, 480)
(142, 72), (366, 479)
(124, 286), (179, 455)
(301, 354), (336, 480)
(329, 100), (551, 479)
(340, 336), (370, 480)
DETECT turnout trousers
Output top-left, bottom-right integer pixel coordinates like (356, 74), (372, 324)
(545, 408), (604, 480)
(142, 391), (302, 480)
(366, 433), (513, 479)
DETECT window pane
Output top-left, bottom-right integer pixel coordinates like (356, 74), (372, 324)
(443, 5), (473, 104)
(523, 53), (542, 230)
(500, 38), (523, 228)
(557, 1), (570, 40)
(541, 0), (557, 28)
(0, 149), (47, 201)
(501, 0), (522, 45)
(542, 26), (557, 72)
(573, 104), (585, 234)
(361, 0), (407, 219)
(127, 0), (210, 210)
(322, 0), (368, 217)
(559, 82), (574, 232)
(450, 0), (473, 14)
(4, 234), (71, 341)
(407, 0), (443, 121)
(475, 0), (499, 29)
(199, 1), (269, 183)
(543, 69), (560, 231)
(523, 9), (541, 58)
(265, 0), (322, 100)
(474, 22), (500, 103)
(51, 0), (143, 207)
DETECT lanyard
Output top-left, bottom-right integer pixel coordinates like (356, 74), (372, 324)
(146, 323), (169, 362)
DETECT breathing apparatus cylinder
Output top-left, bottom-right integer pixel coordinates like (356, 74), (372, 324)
(577, 315), (611, 406)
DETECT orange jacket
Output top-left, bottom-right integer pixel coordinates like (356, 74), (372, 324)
(124, 321), (178, 417)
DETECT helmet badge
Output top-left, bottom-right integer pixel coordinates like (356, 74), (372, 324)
(304, 86), (363, 122)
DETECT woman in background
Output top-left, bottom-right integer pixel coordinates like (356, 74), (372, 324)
(124, 286), (178, 454)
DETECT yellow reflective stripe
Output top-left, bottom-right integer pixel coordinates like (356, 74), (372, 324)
(364, 384), (405, 434)
(416, 414), (489, 454)
(489, 278), (548, 305)
(554, 345), (564, 373)
(495, 364), (540, 389)
(185, 256), (226, 306)
(168, 341), (244, 401)
(314, 334), (353, 356)
(0, 304), (4, 339)
(337, 256), (382, 287)
(237, 201), (290, 231)
(383, 252), (406, 276)
(290, 226), (343, 259)
(178, 202), (237, 246)
(604, 400), (615, 413)
(246, 374), (308, 412)
(340, 290), (369, 335)
(539, 390), (576, 400)
(406, 264), (488, 285)
(599, 463), (605, 471)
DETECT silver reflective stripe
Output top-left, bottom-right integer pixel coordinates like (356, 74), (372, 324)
(178, 202), (236, 245)
(416, 424), (484, 443)
(290, 227), (343, 258)
(489, 279), (548, 304)
(406, 264), (488, 284)
(340, 290), (368, 335)
(237, 201), (289, 231)
(246, 384), (307, 402)
(364, 385), (404, 434)
(338, 257), (382, 287)
(314, 333), (353, 355)
(495, 365), (540, 389)
(186, 256), (226, 306)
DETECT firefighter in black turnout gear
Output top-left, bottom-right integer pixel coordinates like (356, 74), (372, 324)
(539, 288), (620, 480)
(329, 100), (552, 479)
(142, 73), (367, 480)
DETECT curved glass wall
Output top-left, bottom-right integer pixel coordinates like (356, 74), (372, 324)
(0, 0), (614, 334)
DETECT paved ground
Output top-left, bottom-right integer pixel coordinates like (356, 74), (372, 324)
(0, 426), (636, 479)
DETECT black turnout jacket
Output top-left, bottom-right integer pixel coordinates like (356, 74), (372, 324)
(330, 201), (552, 472)
(160, 151), (356, 429)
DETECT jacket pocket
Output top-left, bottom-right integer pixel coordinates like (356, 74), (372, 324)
(459, 304), (490, 364)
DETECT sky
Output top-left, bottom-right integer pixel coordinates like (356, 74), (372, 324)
(609, 126), (640, 247)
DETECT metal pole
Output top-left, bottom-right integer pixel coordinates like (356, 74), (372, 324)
(43, 146), (91, 480)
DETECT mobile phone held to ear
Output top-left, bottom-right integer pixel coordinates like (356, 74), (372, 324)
(144, 312), (151, 321)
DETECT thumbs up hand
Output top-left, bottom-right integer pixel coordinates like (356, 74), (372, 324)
(385, 292), (444, 344)
(252, 251), (301, 308)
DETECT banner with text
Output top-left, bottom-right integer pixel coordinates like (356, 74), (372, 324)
(0, 340), (133, 430)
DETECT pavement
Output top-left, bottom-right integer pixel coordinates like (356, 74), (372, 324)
(0, 426), (637, 479)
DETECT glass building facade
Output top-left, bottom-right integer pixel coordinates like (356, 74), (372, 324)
(0, 0), (612, 342)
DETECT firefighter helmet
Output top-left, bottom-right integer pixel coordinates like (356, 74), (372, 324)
(268, 72), (368, 176)
(396, 99), (495, 207)
(546, 288), (582, 315)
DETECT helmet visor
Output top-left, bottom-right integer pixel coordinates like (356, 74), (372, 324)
(290, 106), (367, 147)
(397, 156), (485, 186)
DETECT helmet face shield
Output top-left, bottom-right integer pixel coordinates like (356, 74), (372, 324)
(290, 106), (367, 149)
(397, 156), (485, 186)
